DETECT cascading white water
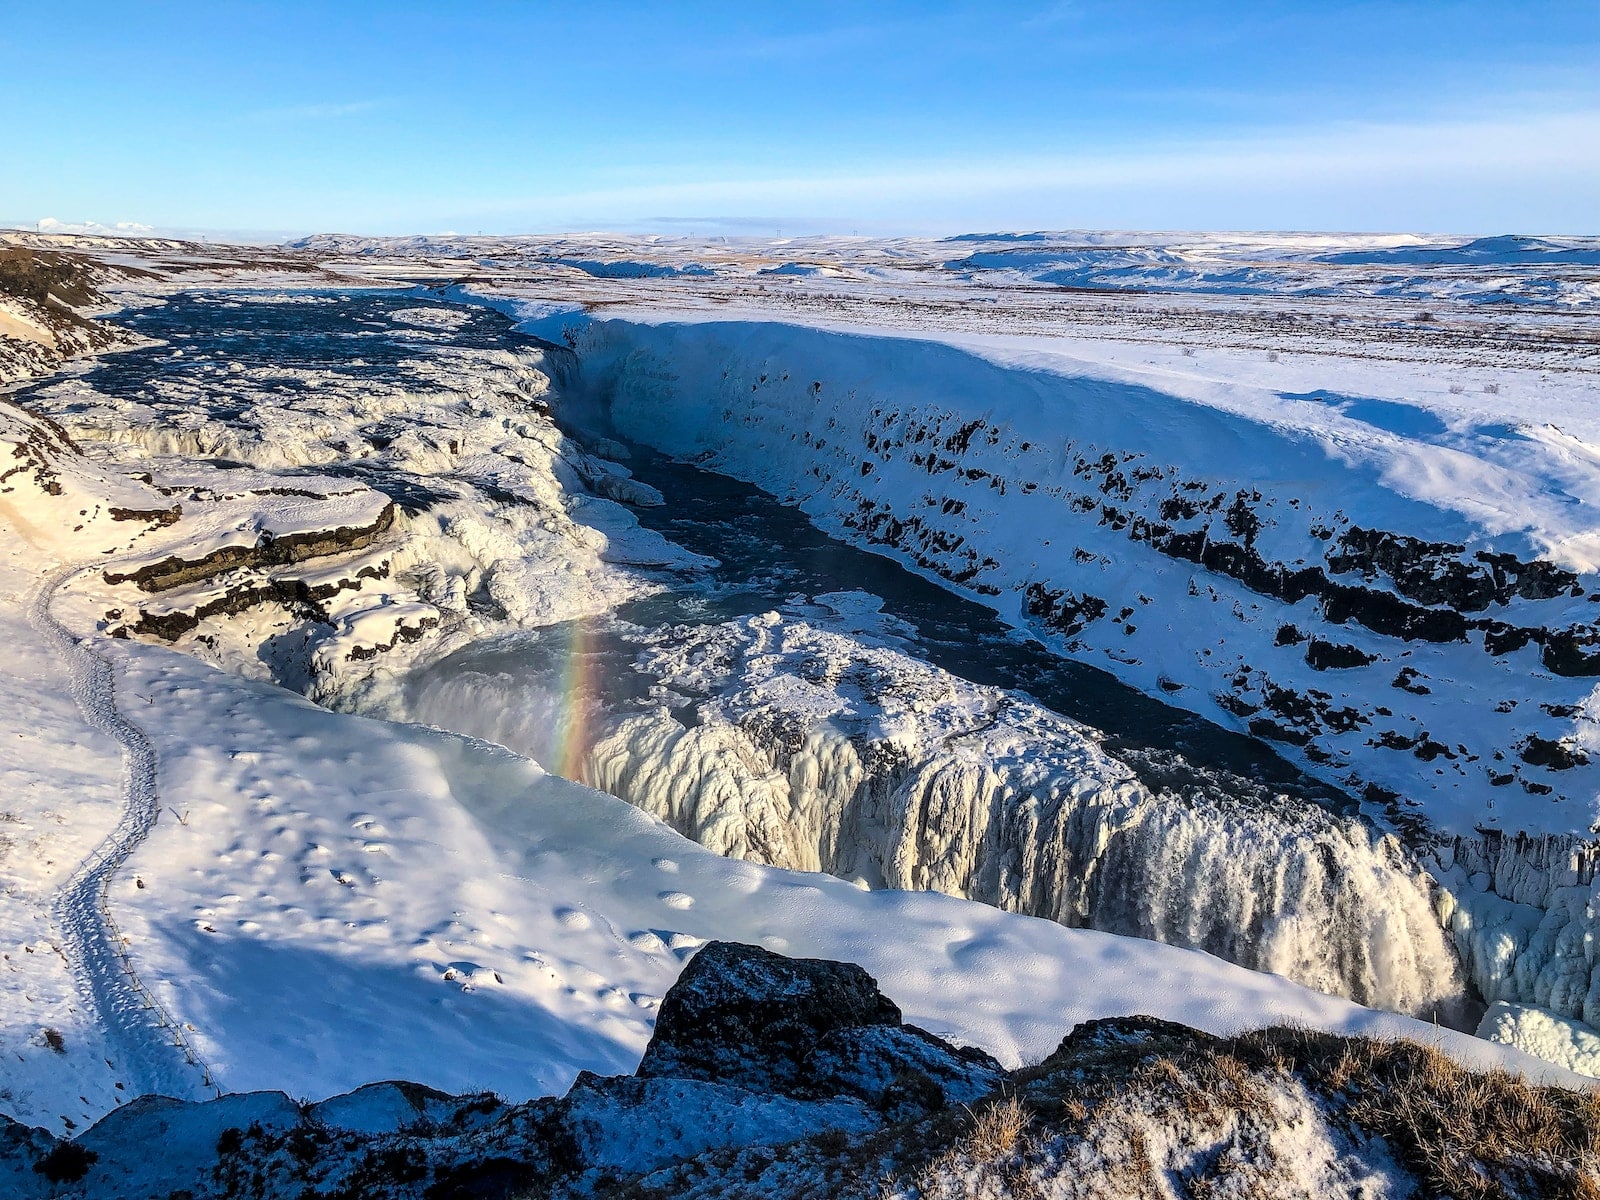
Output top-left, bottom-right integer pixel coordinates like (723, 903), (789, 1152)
(402, 612), (1474, 1025)
(584, 708), (1469, 1022)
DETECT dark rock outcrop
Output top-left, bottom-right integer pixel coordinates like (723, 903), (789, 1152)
(103, 502), (396, 593)
(1305, 638), (1378, 670)
(637, 942), (1000, 1109)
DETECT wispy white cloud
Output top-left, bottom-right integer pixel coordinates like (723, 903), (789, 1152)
(454, 106), (1600, 234)
(6, 217), (307, 244)
(32, 217), (156, 236)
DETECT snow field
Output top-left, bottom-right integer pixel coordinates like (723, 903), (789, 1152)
(95, 635), (1592, 1111)
(0, 545), (130, 1133)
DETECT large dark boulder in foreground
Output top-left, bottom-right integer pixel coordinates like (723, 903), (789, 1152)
(637, 941), (901, 1088)
(637, 942), (1001, 1112)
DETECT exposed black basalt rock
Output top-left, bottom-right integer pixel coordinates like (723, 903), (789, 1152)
(1023, 581), (1108, 636)
(1323, 526), (1581, 611)
(1104, 499), (1474, 644)
(1393, 666), (1432, 694)
(104, 501), (396, 592)
(1539, 628), (1600, 677)
(638, 941), (903, 1095)
(1035, 451), (1594, 684)
(120, 557), (393, 641)
(1519, 735), (1591, 771)
(844, 495), (1003, 595)
(635, 942), (1002, 1115)
(1305, 638), (1378, 670)
(108, 503), (183, 526)
(0, 401), (84, 497)
(0, 246), (107, 312)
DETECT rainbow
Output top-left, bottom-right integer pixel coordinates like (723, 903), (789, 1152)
(549, 619), (595, 782)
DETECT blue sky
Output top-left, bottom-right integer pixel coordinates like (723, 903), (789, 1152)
(2, 1), (1597, 237)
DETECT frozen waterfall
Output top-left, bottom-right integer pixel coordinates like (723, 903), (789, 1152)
(402, 612), (1474, 1025)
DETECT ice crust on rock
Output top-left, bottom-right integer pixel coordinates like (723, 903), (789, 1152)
(1434, 840), (1600, 1035)
(1478, 1000), (1600, 1078)
(410, 606), (1459, 1025)
(399, 599), (1472, 1022)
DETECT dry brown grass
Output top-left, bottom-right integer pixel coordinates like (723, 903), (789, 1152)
(1131, 1048), (1272, 1124)
(821, 1019), (1599, 1199)
(0, 248), (101, 311)
(965, 1094), (1031, 1160)
(1235, 1026), (1600, 1200)
(898, 1094), (1037, 1198)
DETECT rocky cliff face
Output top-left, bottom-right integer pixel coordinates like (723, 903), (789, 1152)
(0, 244), (133, 384)
(6, 942), (1595, 1199)
(569, 316), (1600, 838)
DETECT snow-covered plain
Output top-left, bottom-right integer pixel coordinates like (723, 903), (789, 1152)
(2, 229), (1599, 1150)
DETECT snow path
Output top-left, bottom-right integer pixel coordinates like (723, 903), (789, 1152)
(29, 564), (218, 1101)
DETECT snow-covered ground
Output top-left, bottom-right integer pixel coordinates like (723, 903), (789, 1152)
(7, 417), (1568, 1134)
(3, 229), (1600, 1148)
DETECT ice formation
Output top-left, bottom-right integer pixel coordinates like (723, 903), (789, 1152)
(407, 612), (1470, 1022)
